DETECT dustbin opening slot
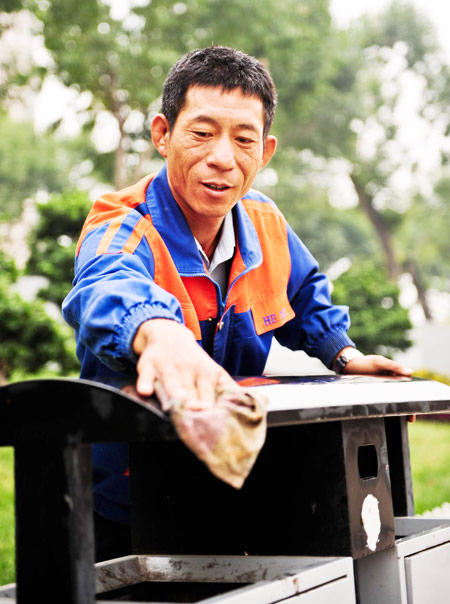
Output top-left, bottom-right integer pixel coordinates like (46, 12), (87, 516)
(357, 444), (378, 480)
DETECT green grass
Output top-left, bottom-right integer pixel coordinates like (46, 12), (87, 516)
(0, 448), (14, 586)
(0, 421), (449, 586)
(409, 419), (450, 514)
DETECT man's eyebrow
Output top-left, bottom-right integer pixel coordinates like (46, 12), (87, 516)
(188, 115), (260, 133)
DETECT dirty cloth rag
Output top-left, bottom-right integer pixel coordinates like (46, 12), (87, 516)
(124, 383), (268, 489)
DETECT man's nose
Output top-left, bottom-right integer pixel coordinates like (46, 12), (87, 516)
(206, 135), (236, 170)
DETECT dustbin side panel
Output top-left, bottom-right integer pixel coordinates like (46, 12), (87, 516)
(385, 416), (414, 516)
(342, 418), (395, 558)
(405, 541), (450, 604)
(130, 422), (353, 556)
(355, 547), (407, 604)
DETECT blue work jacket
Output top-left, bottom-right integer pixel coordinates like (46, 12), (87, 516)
(62, 164), (354, 523)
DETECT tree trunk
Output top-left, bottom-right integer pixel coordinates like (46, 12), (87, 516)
(0, 366), (8, 386)
(132, 146), (153, 184)
(113, 135), (127, 191)
(405, 258), (433, 320)
(350, 174), (401, 280)
(350, 174), (433, 320)
(109, 68), (128, 191)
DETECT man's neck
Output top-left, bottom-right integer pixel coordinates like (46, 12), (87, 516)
(187, 216), (224, 261)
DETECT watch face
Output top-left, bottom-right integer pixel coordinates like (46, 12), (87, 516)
(334, 355), (347, 374)
(334, 349), (362, 373)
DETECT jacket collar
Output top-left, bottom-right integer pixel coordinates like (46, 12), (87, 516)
(145, 164), (262, 276)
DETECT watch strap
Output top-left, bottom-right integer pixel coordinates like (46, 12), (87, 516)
(333, 348), (364, 374)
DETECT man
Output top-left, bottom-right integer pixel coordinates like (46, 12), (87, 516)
(62, 46), (412, 559)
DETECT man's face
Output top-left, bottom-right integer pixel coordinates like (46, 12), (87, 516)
(152, 85), (276, 227)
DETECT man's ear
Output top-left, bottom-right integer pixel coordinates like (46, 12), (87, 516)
(151, 114), (171, 158)
(261, 135), (277, 168)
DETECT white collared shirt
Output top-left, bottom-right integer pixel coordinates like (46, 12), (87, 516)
(195, 211), (235, 298)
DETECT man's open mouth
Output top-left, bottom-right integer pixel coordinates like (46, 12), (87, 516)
(203, 183), (231, 191)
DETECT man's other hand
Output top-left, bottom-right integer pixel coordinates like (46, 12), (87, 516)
(133, 319), (240, 409)
(344, 353), (413, 377)
(343, 352), (415, 422)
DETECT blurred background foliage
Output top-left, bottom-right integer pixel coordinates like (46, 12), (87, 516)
(331, 261), (412, 354)
(0, 0), (449, 379)
(26, 189), (93, 306)
(0, 249), (78, 383)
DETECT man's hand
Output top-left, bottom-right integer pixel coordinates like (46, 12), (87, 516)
(343, 352), (413, 377)
(342, 351), (415, 422)
(133, 319), (240, 409)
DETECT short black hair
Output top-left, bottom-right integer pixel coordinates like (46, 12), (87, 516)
(161, 46), (277, 138)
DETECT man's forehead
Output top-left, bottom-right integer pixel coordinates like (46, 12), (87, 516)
(185, 83), (259, 99)
(181, 85), (265, 125)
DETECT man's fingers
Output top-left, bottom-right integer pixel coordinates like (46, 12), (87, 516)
(153, 365), (190, 406)
(392, 363), (413, 377)
(372, 356), (413, 376)
(133, 319), (239, 409)
(345, 354), (414, 377)
(192, 373), (216, 408)
(136, 353), (157, 397)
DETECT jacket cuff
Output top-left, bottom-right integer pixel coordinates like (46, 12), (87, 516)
(311, 328), (356, 370)
(115, 302), (183, 364)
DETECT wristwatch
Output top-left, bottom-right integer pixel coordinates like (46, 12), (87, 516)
(333, 348), (364, 374)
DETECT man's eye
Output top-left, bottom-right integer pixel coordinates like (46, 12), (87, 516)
(237, 137), (254, 144)
(194, 131), (211, 138)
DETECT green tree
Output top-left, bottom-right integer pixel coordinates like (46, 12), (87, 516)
(33, 0), (367, 270)
(1, 0), (23, 13)
(0, 113), (104, 219)
(0, 10), (113, 217)
(0, 116), (71, 217)
(31, 0), (334, 188)
(0, 250), (18, 282)
(25, 0), (449, 313)
(0, 250), (78, 384)
(299, 2), (450, 318)
(399, 175), (450, 294)
(26, 189), (93, 306)
(264, 149), (379, 269)
(331, 262), (412, 355)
